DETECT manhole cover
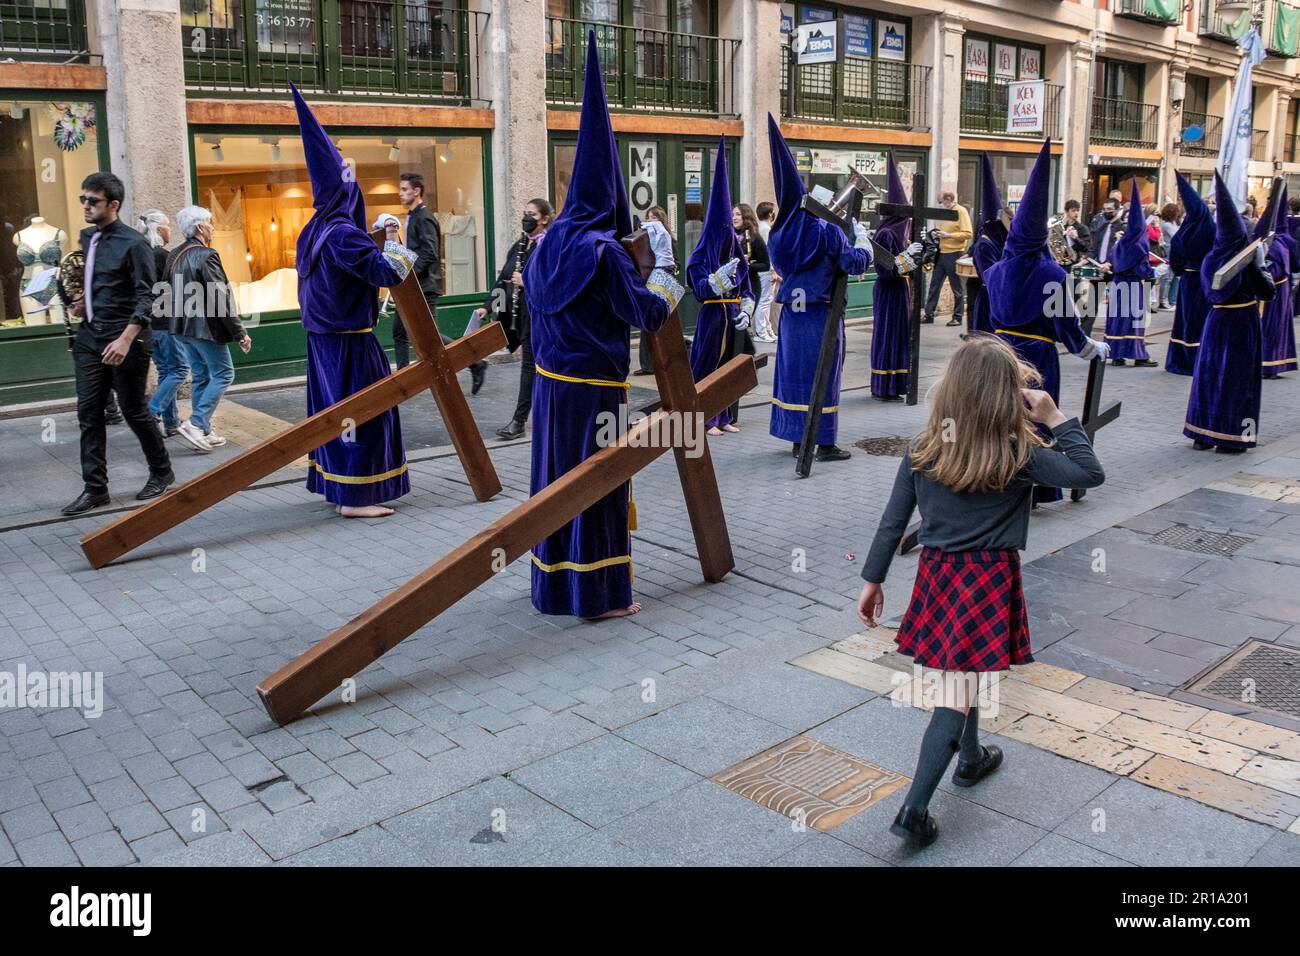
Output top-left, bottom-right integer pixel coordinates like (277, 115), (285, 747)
(1184, 641), (1300, 719)
(854, 436), (912, 457)
(712, 735), (906, 832)
(1149, 525), (1254, 556)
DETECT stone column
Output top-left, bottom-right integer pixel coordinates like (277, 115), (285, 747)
(1165, 58), (1188, 202)
(488, 0), (549, 270)
(737, 0), (783, 207)
(927, 14), (965, 202)
(89, 0), (191, 223)
(1064, 39), (1094, 209)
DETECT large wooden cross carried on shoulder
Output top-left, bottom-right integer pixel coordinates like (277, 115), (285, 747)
(254, 229), (759, 724)
(80, 228), (506, 569)
(875, 170), (959, 407)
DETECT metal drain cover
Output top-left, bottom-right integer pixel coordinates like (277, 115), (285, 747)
(854, 436), (912, 457)
(1184, 641), (1300, 720)
(1149, 524), (1254, 556)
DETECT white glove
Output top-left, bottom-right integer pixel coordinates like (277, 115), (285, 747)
(735, 297), (755, 331)
(853, 220), (870, 249)
(372, 213), (401, 231)
(646, 267), (685, 313)
(906, 241), (924, 258)
(708, 257), (741, 296)
(1078, 338), (1109, 361)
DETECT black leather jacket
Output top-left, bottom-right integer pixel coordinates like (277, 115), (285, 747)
(156, 240), (246, 343)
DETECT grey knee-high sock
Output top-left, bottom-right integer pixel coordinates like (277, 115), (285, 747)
(902, 707), (966, 813)
(960, 706), (982, 763)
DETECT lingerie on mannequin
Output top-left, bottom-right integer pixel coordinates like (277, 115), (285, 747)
(15, 217), (68, 325)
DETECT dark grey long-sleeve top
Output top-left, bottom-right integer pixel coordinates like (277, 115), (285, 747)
(861, 418), (1105, 584)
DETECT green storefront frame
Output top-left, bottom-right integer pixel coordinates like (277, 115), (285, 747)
(181, 121), (495, 389)
(0, 89), (111, 407)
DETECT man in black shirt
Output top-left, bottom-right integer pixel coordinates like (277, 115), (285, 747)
(395, 172), (485, 393)
(62, 172), (173, 515)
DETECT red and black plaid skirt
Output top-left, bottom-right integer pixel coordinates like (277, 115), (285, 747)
(894, 547), (1033, 672)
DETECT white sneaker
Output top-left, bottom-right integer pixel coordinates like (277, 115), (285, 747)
(176, 421), (213, 453)
(204, 432), (228, 447)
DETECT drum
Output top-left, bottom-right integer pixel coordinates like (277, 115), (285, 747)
(955, 255), (977, 278)
(1074, 262), (1104, 281)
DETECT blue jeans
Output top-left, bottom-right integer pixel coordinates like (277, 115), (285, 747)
(147, 329), (190, 429)
(176, 335), (235, 434)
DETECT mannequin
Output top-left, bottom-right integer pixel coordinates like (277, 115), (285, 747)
(208, 190), (253, 287)
(15, 216), (68, 325)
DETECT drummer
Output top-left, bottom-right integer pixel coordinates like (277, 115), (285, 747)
(1061, 199), (1094, 330)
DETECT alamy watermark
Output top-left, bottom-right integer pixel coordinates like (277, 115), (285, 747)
(594, 408), (707, 458)
(0, 664), (103, 718)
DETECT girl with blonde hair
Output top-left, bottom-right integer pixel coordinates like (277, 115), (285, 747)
(857, 334), (1105, 846)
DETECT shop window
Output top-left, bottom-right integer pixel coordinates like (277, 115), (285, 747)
(0, 97), (102, 328)
(192, 130), (487, 315)
(789, 144), (924, 232)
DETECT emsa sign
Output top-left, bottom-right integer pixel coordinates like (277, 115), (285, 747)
(794, 21), (838, 65)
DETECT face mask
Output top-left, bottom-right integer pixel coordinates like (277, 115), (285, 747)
(522, 215), (539, 234)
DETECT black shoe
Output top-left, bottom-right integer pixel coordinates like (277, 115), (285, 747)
(873, 394), (904, 402)
(631, 368), (654, 376)
(62, 490), (110, 516)
(952, 744), (1003, 788)
(815, 444), (851, 462)
(1133, 358), (1158, 367)
(1110, 358), (1127, 366)
(945, 317), (962, 327)
(470, 362), (486, 395)
(792, 442), (801, 459)
(920, 316), (934, 325)
(136, 470), (175, 500)
(890, 805), (938, 847)
(1191, 440), (1214, 451)
(496, 420), (526, 440)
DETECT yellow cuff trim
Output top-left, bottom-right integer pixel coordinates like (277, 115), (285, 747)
(531, 552), (632, 573)
(1262, 357), (1297, 366)
(702, 298), (741, 304)
(1184, 422), (1257, 443)
(307, 460), (409, 484)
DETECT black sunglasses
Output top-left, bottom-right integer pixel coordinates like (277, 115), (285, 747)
(78, 195), (106, 207)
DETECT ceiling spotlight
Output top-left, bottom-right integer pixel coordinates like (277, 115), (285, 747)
(261, 135), (282, 161)
(212, 144), (224, 163)
(8, 104), (24, 120)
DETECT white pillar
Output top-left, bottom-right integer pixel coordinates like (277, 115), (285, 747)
(738, 0), (783, 207)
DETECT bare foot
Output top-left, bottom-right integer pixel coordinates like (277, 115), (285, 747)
(585, 602), (642, 620)
(707, 426), (724, 437)
(722, 424), (741, 433)
(337, 504), (395, 518)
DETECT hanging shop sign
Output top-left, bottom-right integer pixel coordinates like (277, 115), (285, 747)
(1007, 79), (1045, 134)
(627, 141), (658, 217)
(794, 19), (839, 65)
(877, 19), (906, 60)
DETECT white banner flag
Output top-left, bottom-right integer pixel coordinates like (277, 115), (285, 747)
(1218, 27), (1266, 210)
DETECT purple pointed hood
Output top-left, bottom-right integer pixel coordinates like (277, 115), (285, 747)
(874, 150), (911, 248)
(766, 113), (826, 275)
(1169, 170), (1213, 266)
(1111, 178), (1152, 277)
(983, 139), (1064, 329)
(293, 83), (367, 279)
(687, 136), (748, 297)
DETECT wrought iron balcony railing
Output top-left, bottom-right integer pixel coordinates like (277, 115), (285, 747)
(182, 0), (490, 104)
(1252, 128), (1271, 162)
(1199, 0), (1254, 42)
(0, 0), (95, 62)
(960, 76), (1063, 140)
(779, 47), (931, 132)
(1178, 110), (1223, 156)
(1090, 96), (1160, 148)
(544, 17), (739, 117)
(1114, 0), (1182, 25)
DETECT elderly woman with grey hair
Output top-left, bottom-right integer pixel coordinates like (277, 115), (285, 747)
(137, 208), (189, 437)
(161, 204), (252, 453)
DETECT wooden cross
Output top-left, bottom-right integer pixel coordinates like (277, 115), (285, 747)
(80, 228), (505, 569)
(876, 171), (959, 406)
(793, 186), (864, 479)
(253, 231), (759, 724)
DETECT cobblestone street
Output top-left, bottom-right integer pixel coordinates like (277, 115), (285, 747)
(4, 317), (1300, 867)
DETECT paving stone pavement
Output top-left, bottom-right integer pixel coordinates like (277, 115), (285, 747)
(4, 313), (1300, 866)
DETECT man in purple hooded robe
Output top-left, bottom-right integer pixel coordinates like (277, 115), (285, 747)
(1184, 173), (1274, 452)
(688, 137), (755, 434)
(869, 152), (920, 402)
(1261, 185), (1298, 378)
(968, 153), (1008, 337)
(985, 138), (1108, 504)
(766, 115), (871, 458)
(522, 34), (682, 619)
(292, 84), (416, 517)
(1165, 172), (1215, 376)
(1103, 180), (1157, 367)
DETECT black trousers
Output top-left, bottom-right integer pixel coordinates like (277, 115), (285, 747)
(73, 327), (171, 495)
(511, 312), (535, 426)
(924, 251), (965, 320)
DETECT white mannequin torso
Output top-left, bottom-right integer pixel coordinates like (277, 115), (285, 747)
(15, 217), (69, 325)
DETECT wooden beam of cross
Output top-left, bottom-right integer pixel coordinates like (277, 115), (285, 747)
(793, 186), (864, 479)
(80, 228), (504, 569)
(877, 171), (958, 406)
(253, 232), (759, 724)
(897, 349), (1122, 554)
